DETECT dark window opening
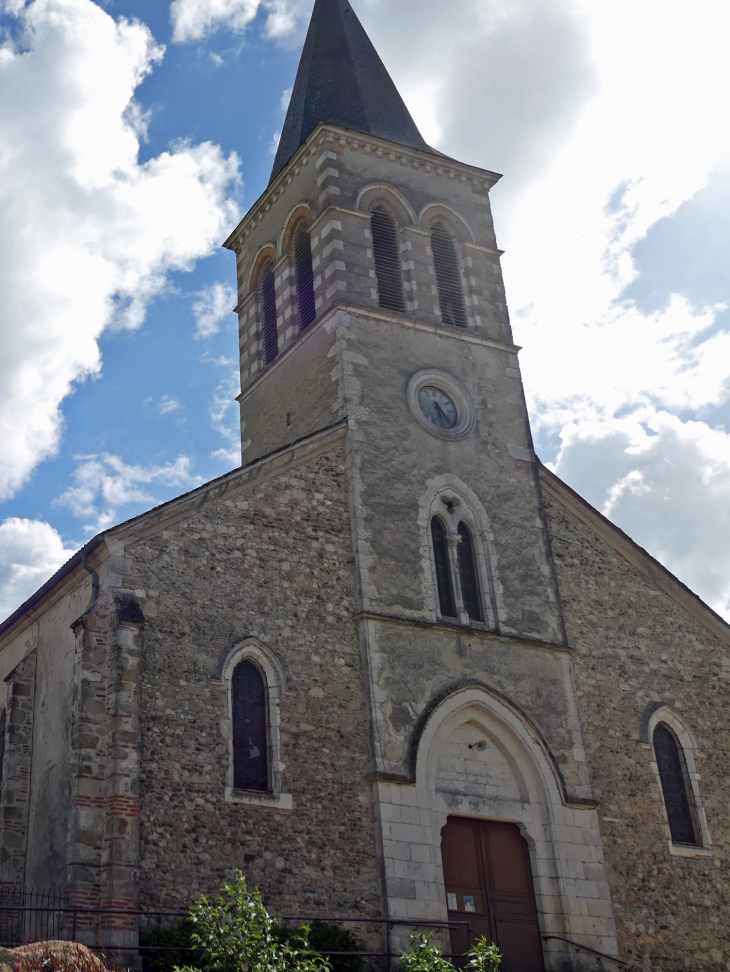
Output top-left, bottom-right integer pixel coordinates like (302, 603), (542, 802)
(432, 221), (468, 327)
(294, 226), (316, 330)
(232, 661), (268, 792)
(431, 517), (456, 618)
(261, 261), (279, 366)
(653, 723), (698, 845)
(371, 206), (405, 312)
(457, 521), (484, 622)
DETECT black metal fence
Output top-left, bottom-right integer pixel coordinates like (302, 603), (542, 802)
(0, 890), (472, 971)
(0, 886), (66, 946)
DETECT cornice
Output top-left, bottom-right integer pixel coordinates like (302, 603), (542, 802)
(237, 303), (520, 404)
(354, 610), (573, 653)
(223, 122), (502, 253)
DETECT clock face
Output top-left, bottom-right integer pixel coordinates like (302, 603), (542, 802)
(418, 386), (458, 429)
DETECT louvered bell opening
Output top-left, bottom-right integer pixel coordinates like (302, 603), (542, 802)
(294, 227), (317, 330)
(371, 207), (405, 312)
(261, 262), (279, 365)
(431, 222), (468, 327)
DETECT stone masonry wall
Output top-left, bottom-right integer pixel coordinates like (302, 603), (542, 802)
(118, 440), (382, 928)
(543, 475), (730, 971)
(0, 651), (36, 886)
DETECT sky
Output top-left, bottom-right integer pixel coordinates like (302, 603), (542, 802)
(1, 0), (730, 623)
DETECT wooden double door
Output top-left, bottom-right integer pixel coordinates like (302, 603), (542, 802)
(441, 817), (545, 972)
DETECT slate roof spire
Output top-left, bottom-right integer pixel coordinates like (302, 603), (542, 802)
(270, 0), (433, 183)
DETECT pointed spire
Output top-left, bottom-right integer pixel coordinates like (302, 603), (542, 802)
(270, 0), (433, 183)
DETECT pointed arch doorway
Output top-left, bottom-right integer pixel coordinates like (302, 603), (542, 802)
(441, 817), (544, 972)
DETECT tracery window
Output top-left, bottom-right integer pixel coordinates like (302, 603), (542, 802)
(232, 661), (268, 792)
(371, 206), (405, 312)
(261, 261), (279, 366)
(294, 225), (316, 330)
(430, 512), (488, 626)
(431, 221), (467, 327)
(653, 722), (699, 845)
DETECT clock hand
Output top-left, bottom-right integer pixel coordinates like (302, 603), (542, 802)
(434, 401), (448, 424)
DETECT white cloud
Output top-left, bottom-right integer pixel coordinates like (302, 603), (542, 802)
(158, 394), (183, 414)
(170, 0), (260, 42)
(0, 0), (240, 501)
(56, 453), (202, 532)
(193, 281), (237, 337)
(209, 370), (242, 466)
(0, 519), (77, 622)
(552, 413), (730, 620)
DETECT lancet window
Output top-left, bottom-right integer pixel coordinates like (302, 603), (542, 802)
(261, 261), (279, 366)
(653, 722), (699, 845)
(294, 225), (316, 330)
(232, 660), (269, 792)
(428, 499), (492, 627)
(431, 517), (456, 618)
(431, 221), (468, 327)
(371, 206), (405, 312)
(456, 521), (483, 622)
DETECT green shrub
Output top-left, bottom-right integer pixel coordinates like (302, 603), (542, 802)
(173, 873), (330, 972)
(400, 934), (500, 972)
(275, 922), (362, 972)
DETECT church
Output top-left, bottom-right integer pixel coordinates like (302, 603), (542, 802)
(0, 1), (728, 970)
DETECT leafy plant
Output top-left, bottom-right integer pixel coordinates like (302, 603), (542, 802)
(173, 873), (330, 972)
(399, 934), (500, 972)
(275, 922), (362, 972)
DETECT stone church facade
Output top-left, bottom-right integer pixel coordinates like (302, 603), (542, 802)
(0, 1), (728, 970)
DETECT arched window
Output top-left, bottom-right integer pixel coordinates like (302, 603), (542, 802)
(457, 521), (483, 622)
(294, 225), (316, 330)
(653, 722), (698, 845)
(261, 261), (279, 366)
(371, 206), (405, 312)
(431, 517), (456, 619)
(431, 222), (467, 328)
(232, 661), (268, 792)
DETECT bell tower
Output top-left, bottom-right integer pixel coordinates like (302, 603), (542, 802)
(224, 0), (564, 647)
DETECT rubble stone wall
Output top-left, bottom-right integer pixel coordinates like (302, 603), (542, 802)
(542, 470), (730, 972)
(115, 437), (383, 928)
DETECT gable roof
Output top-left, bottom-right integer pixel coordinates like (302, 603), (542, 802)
(539, 461), (730, 648)
(270, 0), (433, 183)
(0, 418), (348, 645)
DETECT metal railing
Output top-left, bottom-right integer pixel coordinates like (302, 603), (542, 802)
(0, 897), (474, 969)
(0, 887), (66, 944)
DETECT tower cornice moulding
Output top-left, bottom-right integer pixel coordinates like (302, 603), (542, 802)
(223, 123), (502, 253)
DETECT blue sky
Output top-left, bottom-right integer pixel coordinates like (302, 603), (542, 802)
(2, 0), (730, 621)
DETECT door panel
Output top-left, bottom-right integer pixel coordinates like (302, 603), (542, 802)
(441, 818), (482, 889)
(441, 818), (545, 972)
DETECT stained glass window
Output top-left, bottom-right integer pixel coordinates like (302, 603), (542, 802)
(232, 661), (268, 792)
(653, 723), (698, 845)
